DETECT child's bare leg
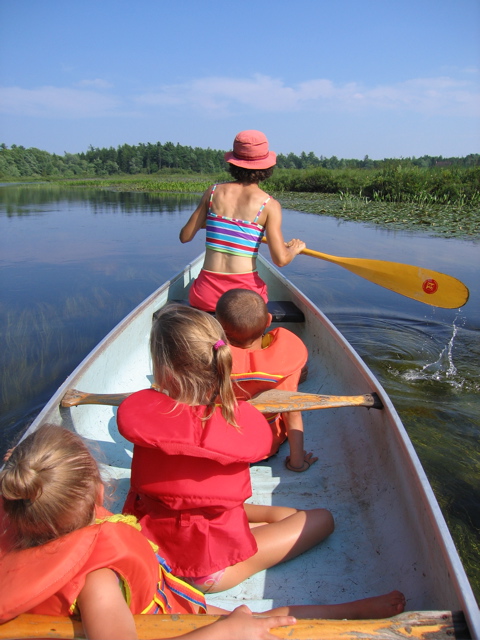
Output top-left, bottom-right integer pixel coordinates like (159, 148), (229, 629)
(245, 502), (298, 524)
(284, 411), (317, 472)
(265, 590), (406, 620)
(210, 508), (334, 592)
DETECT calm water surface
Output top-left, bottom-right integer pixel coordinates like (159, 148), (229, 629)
(1, 185), (479, 601)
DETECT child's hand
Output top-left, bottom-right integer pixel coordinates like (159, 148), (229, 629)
(285, 238), (306, 255)
(285, 451), (318, 472)
(215, 605), (296, 639)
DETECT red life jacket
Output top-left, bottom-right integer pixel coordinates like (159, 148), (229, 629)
(117, 390), (273, 576)
(229, 327), (308, 454)
(0, 505), (206, 623)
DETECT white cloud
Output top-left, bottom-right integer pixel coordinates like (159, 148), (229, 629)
(358, 77), (479, 115)
(0, 86), (122, 117)
(136, 73), (480, 118)
(1, 73), (478, 120)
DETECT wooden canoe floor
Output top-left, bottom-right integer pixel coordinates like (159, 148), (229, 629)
(0, 611), (471, 639)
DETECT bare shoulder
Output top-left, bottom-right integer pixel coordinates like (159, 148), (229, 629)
(263, 196), (282, 224)
(264, 194), (281, 210)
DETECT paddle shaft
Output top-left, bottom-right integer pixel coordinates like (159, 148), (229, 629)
(1, 611), (466, 640)
(261, 238), (469, 308)
(61, 388), (383, 412)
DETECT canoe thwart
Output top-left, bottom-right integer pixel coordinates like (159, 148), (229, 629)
(160, 299), (305, 323)
(61, 388), (383, 412)
(0, 610), (470, 639)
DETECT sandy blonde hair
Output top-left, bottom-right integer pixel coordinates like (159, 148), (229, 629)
(150, 304), (238, 425)
(0, 424), (102, 550)
(216, 289), (269, 347)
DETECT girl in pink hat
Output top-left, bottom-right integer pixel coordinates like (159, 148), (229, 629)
(180, 130), (306, 312)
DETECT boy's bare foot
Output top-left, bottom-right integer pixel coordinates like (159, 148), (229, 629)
(269, 590), (405, 622)
(347, 590), (406, 619)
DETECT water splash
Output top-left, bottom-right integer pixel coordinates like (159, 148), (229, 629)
(403, 315), (464, 388)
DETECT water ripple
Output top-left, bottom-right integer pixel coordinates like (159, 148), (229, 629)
(330, 310), (479, 394)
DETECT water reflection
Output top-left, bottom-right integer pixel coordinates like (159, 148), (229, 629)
(1, 184), (199, 215)
(0, 185), (479, 602)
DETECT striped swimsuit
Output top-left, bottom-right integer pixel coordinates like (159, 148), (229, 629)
(205, 184), (268, 257)
(188, 184), (270, 311)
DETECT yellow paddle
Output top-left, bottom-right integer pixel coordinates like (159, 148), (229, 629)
(262, 238), (469, 308)
(61, 388), (383, 412)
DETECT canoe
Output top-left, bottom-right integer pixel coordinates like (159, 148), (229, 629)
(1, 253), (478, 640)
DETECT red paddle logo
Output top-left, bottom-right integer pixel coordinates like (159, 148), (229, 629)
(422, 279), (439, 294)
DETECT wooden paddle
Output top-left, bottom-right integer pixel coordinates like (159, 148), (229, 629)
(0, 610), (467, 640)
(61, 388), (383, 412)
(262, 238), (469, 308)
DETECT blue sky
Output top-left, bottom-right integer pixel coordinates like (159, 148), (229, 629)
(1, 0), (479, 160)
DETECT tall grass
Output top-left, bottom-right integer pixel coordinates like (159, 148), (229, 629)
(263, 165), (480, 206)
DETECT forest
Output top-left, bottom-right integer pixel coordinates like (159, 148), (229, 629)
(1, 141), (479, 206)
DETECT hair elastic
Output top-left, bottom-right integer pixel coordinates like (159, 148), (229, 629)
(213, 339), (225, 350)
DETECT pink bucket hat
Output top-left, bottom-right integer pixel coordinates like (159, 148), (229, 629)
(224, 130), (277, 169)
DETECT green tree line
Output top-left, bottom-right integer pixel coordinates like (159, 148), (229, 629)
(1, 141), (478, 178)
(1, 142), (479, 205)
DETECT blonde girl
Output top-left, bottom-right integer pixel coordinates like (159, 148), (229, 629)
(118, 305), (405, 619)
(0, 424), (298, 640)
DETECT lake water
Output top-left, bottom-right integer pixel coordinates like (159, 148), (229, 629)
(1, 185), (479, 601)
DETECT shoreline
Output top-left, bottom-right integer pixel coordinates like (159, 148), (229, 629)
(1, 179), (479, 239)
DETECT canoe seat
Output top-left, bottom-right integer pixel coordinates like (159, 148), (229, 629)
(158, 300), (305, 323)
(266, 300), (305, 323)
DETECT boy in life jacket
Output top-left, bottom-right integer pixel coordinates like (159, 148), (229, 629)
(216, 288), (317, 472)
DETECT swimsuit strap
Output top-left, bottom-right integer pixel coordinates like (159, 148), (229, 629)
(208, 184), (218, 213)
(253, 196), (271, 223)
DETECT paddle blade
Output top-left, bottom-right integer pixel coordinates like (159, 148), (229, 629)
(301, 249), (469, 309)
(250, 389), (383, 412)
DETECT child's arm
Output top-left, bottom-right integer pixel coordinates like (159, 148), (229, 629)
(263, 200), (305, 267)
(179, 189), (209, 243)
(77, 569), (295, 640)
(283, 411), (318, 472)
(77, 568), (138, 640)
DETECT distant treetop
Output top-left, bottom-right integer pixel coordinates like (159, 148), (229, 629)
(0, 140), (478, 179)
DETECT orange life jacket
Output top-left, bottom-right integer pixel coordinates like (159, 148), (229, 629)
(117, 390), (273, 576)
(229, 327), (308, 454)
(0, 505), (206, 623)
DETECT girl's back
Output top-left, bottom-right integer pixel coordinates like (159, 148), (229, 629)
(209, 182), (272, 225)
(180, 129), (305, 311)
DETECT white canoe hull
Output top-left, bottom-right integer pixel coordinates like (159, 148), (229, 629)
(16, 254), (480, 637)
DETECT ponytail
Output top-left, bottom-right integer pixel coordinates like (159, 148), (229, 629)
(212, 340), (238, 427)
(151, 305), (238, 427)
